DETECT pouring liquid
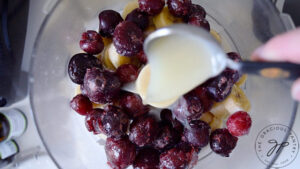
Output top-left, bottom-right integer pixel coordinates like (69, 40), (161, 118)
(138, 33), (227, 107)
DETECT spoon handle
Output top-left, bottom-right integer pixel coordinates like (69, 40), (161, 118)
(240, 61), (300, 80)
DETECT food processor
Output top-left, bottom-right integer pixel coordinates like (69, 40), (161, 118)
(1, 0), (299, 168)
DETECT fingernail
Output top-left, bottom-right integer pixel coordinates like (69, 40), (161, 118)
(292, 83), (300, 101)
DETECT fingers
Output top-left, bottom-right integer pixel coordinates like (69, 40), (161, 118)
(292, 78), (300, 102)
(251, 28), (300, 64)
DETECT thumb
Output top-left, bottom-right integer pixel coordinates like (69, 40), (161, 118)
(251, 28), (300, 64)
(292, 78), (300, 102)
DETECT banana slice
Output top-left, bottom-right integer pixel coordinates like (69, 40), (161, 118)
(153, 7), (182, 29)
(200, 112), (214, 124)
(210, 85), (251, 118)
(210, 30), (222, 44)
(122, 0), (139, 18)
(101, 47), (116, 70)
(93, 102), (104, 109)
(75, 85), (81, 95)
(102, 37), (112, 47)
(209, 117), (223, 131)
(148, 97), (179, 108)
(236, 74), (248, 87)
(107, 43), (131, 68)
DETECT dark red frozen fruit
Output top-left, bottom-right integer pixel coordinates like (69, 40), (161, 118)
(227, 52), (242, 63)
(129, 115), (159, 147)
(192, 86), (213, 112)
(167, 0), (191, 17)
(138, 0), (165, 15)
(99, 10), (123, 37)
(85, 109), (103, 134)
(225, 52), (242, 83)
(188, 15), (210, 31)
(172, 92), (204, 124)
(119, 92), (148, 118)
(126, 9), (149, 30)
(83, 67), (121, 104)
(210, 128), (238, 157)
(153, 123), (180, 150)
(160, 109), (184, 133)
(226, 111), (252, 137)
(70, 94), (93, 115)
(189, 4), (206, 18)
(204, 71), (234, 102)
(68, 53), (102, 84)
(136, 50), (148, 64)
(79, 30), (104, 54)
(98, 105), (130, 139)
(133, 148), (160, 169)
(116, 64), (139, 84)
(113, 21), (144, 56)
(183, 120), (210, 148)
(159, 144), (197, 169)
(105, 137), (136, 169)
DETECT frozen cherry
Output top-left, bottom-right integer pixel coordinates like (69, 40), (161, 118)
(159, 147), (190, 169)
(137, 50), (148, 64)
(210, 128), (238, 157)
(172, 95), (204, 124)
(105, 137), (136, 169)
(126, 9), (149, 30)
(85, 109), (103, 134)
(129, 115), (158, 147)
(138, 0), (165, 15)
(70, 94), (93, 115)
(167, 0), (191, 17)
(188, 15), (210, 31)
(183, 120), (210, 148)
(227, 52), (242, 62)
(68, 53), (102, 84)
(113, 21), (144, 56)
(133, 148), (160, 169)
(99, 10), (123, 37)
(192, 86), (213, 112)
(204, 71), (234, 102)
(116, 64), (139, 84)
(79, 30), (104, 54)
(225, 52), (242, 83)
(153, 123), (180, 150)
(98, 105), (130, 139)
(119, 92), (148, 118)
(189, 4), (206, 18)
(226, 111), (252, 137)
(160, 109), (184, 133)
(83, 67), (121, 104)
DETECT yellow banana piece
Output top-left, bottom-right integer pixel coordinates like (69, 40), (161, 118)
(200, 112), (214, 124)
(210, 85), (251, 119)
(153, 7), (182, 29)
(122, 0), (139, 19)
(210, 30), (222, 44)
(209, 117), (223, 131)
(107, 43), (131, 68)
(236, 74), (248, 87)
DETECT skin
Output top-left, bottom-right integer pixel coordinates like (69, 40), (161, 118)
(251, 28), (300, 101)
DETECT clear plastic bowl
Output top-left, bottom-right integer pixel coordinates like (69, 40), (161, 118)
(29, 0), (297, 168)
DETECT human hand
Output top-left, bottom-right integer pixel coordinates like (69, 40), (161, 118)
(251, 28), (300, 101)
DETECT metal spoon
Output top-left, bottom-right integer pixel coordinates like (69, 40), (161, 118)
(144, 24), (300, 80)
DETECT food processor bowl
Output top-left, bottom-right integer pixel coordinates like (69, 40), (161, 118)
(29, 0), (297, 168)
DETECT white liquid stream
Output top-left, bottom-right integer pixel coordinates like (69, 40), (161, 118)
(136, 34), (228, 107)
